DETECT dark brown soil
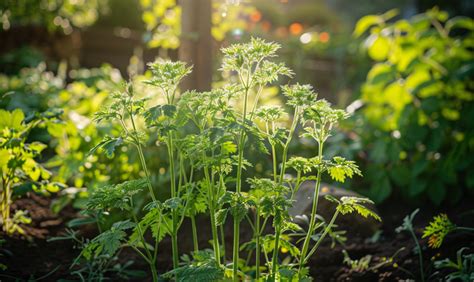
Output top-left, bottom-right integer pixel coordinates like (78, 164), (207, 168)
(1, 193), (473, 281)
(0, 193), (79, 280)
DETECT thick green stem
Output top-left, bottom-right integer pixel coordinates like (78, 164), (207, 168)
(167, 133), (179, 271)
(219, 174), (226, 262)
(210, 203), (221, 264)
(204, 166), (221, 266)
(255, 206), (261, 280)
(233, 86), (249, 281)
(298, 142), (324, 273)
(271, 144), (278, 183)
(271, 224), (281, 278)
(191, 215), (199, 252)
(220, 224), (226, 261)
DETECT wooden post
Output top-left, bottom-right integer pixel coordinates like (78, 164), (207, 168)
(179, 0), (212, 91)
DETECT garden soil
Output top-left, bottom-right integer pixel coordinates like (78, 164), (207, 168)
(1, 193), (473, 281)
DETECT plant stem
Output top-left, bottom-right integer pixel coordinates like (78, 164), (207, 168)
(219, 174), (226, 262)
(1, 180), (11, 233)
(128, 113), (157, 202)
(130, 204), (158, 282)
(271, 144), (278, 183)
(271, 224), (281, 278)
(278, 107), (299, 184)
(304, 210), (340, 262)
(135, 143), (156, 201)
(255, 206), (261, 280)
(220, 224), (226, 262)
(233, 85), (249, 281)
(409, 228), (425, 282)
(456, 227), (474, 232)
(166, 133), (179, 271)
(191, 215), (199, 252)
(298, 141), (324, 274)
(204, 166), (221, 266)
(210, 197), (221, 265)
(270, 107), (300, 278)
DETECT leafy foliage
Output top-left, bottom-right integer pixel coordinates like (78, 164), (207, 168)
(0, 64), (140, 212)
(81, 220), (135, 260)
(434, 248), (474, 282)
(422, 213), (456, 248)
(327, 157), (362, 183)
(0, 109), (62, 235)
(163, 251), (224, 282)
(353, 8), (474, 204)
(83, 37), (377, 281)
(1, 0), (107, 33)
(326, 196), (381, 221)
(86, 179), (147, 211)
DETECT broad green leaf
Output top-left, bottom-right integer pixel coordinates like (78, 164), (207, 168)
(0, 149), (10, 168)
(0, 109), (25, 131)
(354, 15), (381, 37)
(368, 36), (390, 61)
(446, 16), (474, 33)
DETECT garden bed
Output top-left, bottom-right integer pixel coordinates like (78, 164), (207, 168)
(2, 193), (473, 281)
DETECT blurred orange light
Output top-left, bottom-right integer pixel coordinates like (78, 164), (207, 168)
(261, 21), (271, 32)
(319, 32), (330, 43)
(250, 11), (262, 22)
(289, 22), (303, 35)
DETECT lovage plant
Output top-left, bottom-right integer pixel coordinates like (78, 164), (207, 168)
(88, 38), (379, 281)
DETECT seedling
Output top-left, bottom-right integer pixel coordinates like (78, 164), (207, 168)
(396, 209), (425, 282)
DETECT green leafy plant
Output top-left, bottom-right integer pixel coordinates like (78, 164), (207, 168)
(1, 0), (107, 33)
(48, 228), (146, 281)
(352, 8), (474, 204)
(396, 209), (425, 282)
(0, 64), (140, 213)
(0, 108), (62, 235)
(87, 38), (379, 281)
(434, 247), (474, 282)
(423, 213), (474, 248)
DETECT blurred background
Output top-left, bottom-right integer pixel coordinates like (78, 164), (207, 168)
(0, 0), (473, 209)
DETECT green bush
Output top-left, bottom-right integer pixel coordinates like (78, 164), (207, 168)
(354, 8), (474, 204)
(0, 109), (62, 235)
(0, 64), (140, 211)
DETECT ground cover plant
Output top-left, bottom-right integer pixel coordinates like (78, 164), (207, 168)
(80, 37), (380, 281)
